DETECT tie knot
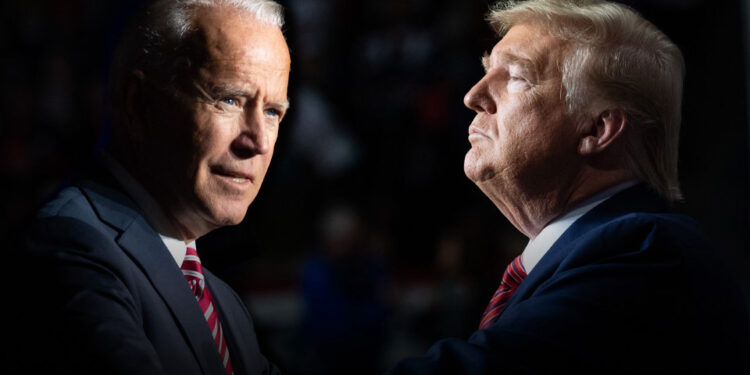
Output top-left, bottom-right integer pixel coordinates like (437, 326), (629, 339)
(182, 246), (205, 298)
(501, 255), (527, 288)
(478, 255), (527, 330)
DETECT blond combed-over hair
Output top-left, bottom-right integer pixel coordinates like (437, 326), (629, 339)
(489, 0), (685, 202)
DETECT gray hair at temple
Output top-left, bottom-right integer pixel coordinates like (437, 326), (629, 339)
(488, 0), (685, 202)
(109, 0), (284, 124)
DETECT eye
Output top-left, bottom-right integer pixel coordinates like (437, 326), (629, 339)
(507, 75), (530, 93)
(221, 98), (238, 106)
(264, 107), (282, 119)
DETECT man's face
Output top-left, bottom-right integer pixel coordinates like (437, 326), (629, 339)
(141, 7), (290, 238)
(463, 23), (582, 199)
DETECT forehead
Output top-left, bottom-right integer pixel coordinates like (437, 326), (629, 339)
(190, 6), (290, 73)
(485, 23), (565, 76)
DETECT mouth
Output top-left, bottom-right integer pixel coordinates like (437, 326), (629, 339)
(212, 167), (254, 184)
(468, 125), (489, 139)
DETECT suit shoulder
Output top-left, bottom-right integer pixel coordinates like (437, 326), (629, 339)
(36, 185), (111, 231)
(38, 186), (90, 216)
(555, 209), (715, 276)
(34, 180), (141, 240)
(29, 186), (123, 258)
(598, 211), (710, 251)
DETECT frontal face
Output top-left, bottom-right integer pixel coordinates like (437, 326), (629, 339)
(145, 7), (290, 238)
(463, 23), (582, 199)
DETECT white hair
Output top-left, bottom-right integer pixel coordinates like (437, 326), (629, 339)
(488, 0), (685, 202)
(109, 0), (284, 118)
(156, 0), (284, 40)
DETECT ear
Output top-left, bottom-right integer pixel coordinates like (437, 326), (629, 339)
(578, 108), (627, 156)
(123, 69), (147, 128)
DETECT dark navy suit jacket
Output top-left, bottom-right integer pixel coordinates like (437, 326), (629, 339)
(388, 185), (750, 374)
(22, 167), (279, 375)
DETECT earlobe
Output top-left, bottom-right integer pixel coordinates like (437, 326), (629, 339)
(578, 136), (596, 155)
(577, 108), (627, 156)
(124, 69), (146, 123)
(119, 69), (149, 146)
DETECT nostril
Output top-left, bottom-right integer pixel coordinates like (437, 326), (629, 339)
(230, 132), (271, 159)
(230, 137), (259, 159)
(231, 146), (256, 159)
(464, 84), (488, 113)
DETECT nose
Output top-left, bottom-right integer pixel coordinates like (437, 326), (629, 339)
(231, 108), (274, 158)
(463, 76), (496, 114)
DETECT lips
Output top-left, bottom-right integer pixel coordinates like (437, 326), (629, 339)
(468, 125), (489, 138)
(212, 167), (253, 183)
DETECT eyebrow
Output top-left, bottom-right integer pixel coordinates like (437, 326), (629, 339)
(481, 51), (537, 75)
(210, 86), (246, 99)
(481, 53), (491, 73)
(271, 100), (291, 111)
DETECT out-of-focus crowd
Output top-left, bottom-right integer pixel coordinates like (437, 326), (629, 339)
(2, 0), (747, 373)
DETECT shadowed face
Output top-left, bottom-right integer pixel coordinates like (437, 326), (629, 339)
(139, 7), (290, 239)
(463, 23), (581, 199)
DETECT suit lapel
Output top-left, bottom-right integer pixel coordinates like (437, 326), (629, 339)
(205, 270), (253, 375)
(507, 185), (669, 308)
(118, 225), (226, 374)
(81, 178), (226, 375)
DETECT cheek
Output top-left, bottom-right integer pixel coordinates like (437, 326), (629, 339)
(493, 110), (529, 155)
(192, 116), (238, 160)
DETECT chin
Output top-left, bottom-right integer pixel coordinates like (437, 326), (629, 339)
(224, 207), (251, 225)
(209, 214), (246, 228)
(464, 151), (489, 182)
(204, 200), (252, 228)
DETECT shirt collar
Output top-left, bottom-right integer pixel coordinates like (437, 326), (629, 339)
(521, 180), (638, 274)
(159, 236), (197, 266)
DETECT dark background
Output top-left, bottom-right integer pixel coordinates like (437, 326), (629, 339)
(2, 0), (748, 373)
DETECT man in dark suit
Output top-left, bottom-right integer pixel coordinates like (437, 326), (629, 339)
(388, 0), (750, 373)
(21, 0), (289, 374)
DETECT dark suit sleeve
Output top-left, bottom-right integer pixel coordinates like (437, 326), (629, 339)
(232, 291), (282, 375)
(22, 216), (165, 375)
(387, 219), (750, 374)
(386, 263), (653, 375)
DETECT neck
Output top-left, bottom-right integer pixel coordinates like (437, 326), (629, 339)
(480, 168), (634, 239)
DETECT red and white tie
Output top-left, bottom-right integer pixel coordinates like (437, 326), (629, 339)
(478, 255), (527, 330)
(182, 247), (234, 375)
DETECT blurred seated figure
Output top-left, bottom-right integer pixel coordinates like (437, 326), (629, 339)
(300, 204), (389, 375)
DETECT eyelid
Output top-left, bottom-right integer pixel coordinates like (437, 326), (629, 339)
(216, 97), (243, 111)
(268, 100), (290, 114)
(264, 105), (287, 120)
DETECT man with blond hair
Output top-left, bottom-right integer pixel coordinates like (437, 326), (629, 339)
(23, 0), (288, 373)
(389, 0), (749, 373)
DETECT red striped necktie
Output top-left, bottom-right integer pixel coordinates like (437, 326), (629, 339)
(182, 247), (234, 375)
(478, 255), (527, 330)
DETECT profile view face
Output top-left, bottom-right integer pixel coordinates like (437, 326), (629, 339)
(463, 23), (582, 197)
(140, 6), (291, 237)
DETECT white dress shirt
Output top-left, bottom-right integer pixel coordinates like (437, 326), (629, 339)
(521, 181), (638, 274)
(102, 153), (192, 266)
